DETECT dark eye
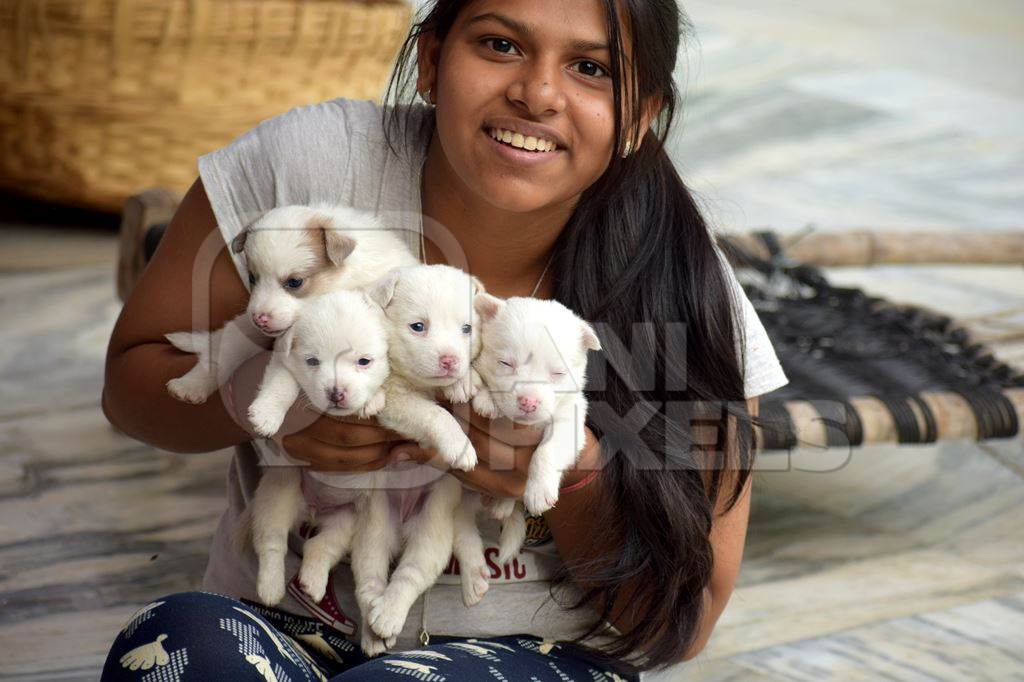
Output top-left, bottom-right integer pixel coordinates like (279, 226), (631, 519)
(357, 357), (372, 367)
(485, 37), (518, 55)
(409, 322), (426, 333)
(284, 278), (303, 289)
(248, 273), (256, 285)
(572, 60), (608, 78)
(306, 357), (320, 367)
(552, 370), (566, 377)
(499, 360), (514, 368)
(461, 324), (472, 334)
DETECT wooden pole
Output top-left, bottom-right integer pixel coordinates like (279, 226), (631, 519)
(723, 230), (1024, 266)
(770, 387), (1024, 449)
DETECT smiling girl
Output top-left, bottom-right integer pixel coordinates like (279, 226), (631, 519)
(101, 0), (787, 679)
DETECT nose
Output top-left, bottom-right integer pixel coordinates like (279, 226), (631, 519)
(507, 60), (567, 117)
(438, 355), (459, 372)
(327, 387), (346, 406)
(517, 395), (539, 414)
(252, 312), (270, 328)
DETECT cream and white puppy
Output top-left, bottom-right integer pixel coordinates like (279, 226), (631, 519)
(350, 264), (484, 654)
(242, 290), (390, 607)
(472, 296), (601, 515)
(166, 204), (416, 403)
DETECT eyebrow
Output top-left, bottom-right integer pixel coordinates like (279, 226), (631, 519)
(465, 11), (610, 53)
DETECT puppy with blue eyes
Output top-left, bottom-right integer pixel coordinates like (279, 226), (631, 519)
(241, 289), (390, 608)
(349, 264), (485, 652)
(165, 204), (417, 404)
(472, 296), (602, 515)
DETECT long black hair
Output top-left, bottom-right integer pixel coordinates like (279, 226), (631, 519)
(382, 0), (755, 669)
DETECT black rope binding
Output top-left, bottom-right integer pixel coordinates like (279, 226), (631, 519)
(720, 231), (1024, 450)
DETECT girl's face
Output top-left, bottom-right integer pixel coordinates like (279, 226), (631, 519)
(423, 0), (625, 214)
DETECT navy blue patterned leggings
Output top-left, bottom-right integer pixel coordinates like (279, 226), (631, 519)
(101, 591), (637, 681)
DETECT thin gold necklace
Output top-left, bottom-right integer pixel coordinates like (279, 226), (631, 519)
(419, 228), (554, 298)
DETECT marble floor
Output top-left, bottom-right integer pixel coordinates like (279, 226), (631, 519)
(2, 1), (1023, 680)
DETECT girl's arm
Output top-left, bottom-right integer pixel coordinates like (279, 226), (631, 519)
(544, 397), (760, 664)
(103, 179), (255, 452)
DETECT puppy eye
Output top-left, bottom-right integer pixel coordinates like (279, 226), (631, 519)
(306, 357), (320, 367)
(409, 322), (426, 333)
(499, 360), (514, 368)
(284, 278), (304, 289)
(248, 273), (257, 285)
(357, 357), (372, 367)
(552, 370), (566, 377)
(461, 324), (472, 334)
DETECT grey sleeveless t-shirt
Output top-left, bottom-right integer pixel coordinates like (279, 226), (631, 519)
(197, 97), (789, 659)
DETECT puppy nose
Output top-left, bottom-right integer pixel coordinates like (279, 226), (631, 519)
(518, 395), (539, 413)
(327, 388), (346, 405)
(438, 355), (459, 371)
(252, 312), (270, 328)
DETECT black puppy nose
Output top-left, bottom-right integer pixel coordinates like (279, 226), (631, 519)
(328, 388), (345, 404)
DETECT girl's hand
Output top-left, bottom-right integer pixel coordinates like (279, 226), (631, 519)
(389, 402), (602, 500)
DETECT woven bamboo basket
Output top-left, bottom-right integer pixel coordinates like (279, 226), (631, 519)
(0, 0), (412, 212)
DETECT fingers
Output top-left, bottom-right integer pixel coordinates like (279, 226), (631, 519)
(280, 433), (394, 472)
(445, 407), (545, 448)
(387, 441), (529, 500)
(297, 414), (402, 448)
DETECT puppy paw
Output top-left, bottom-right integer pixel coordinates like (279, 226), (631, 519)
(472, 389), (500, 419)
(256, 567), (286, 607)
(248, 400), (284, 437)
(357, 390), (386, 419)
(523, 477), (560, 515)
(486, 497), (517, 520)
(436, 433), (477, 471)
(441, 377), (473, 405)
(166, 376), (213, 404)
(360, 627), (389, 657)
(367, 594), (407, 640)
(297, 563), (330, 603)
(461, 563), (490, 607)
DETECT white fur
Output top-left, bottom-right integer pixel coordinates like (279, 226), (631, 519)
(166, 204), (416, 404)
(369, 264), (484, 471)
(472, 296), (601, 514)
(243, 290), (390, 608)
(349, 264), (488, 647)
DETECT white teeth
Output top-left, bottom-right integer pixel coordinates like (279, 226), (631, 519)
(489, 128), (558, 152)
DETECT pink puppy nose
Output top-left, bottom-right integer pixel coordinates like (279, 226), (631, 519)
(438, 355), (459, 371)
(518, 395), (539, 413)
(252, 312), (270, 328)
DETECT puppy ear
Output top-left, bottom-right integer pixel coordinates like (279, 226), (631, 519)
(474, 293), (504, 321)
(276, 326), (296, 356)
(366, 270), (401, 309)
(321, 227), (357, 266)
(306, 213), (357, 266)
(230, 229), (248, 254)
(359, 289), (386, 315)
(580, 321), (601, 352)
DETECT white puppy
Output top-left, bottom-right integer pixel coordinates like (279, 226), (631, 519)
(371, 264), (483, 471)
(166, 204), (416, 403)
(241, 290), (390, 607)
(350, 264), (485, 654)
(472, 296), (601, 515)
